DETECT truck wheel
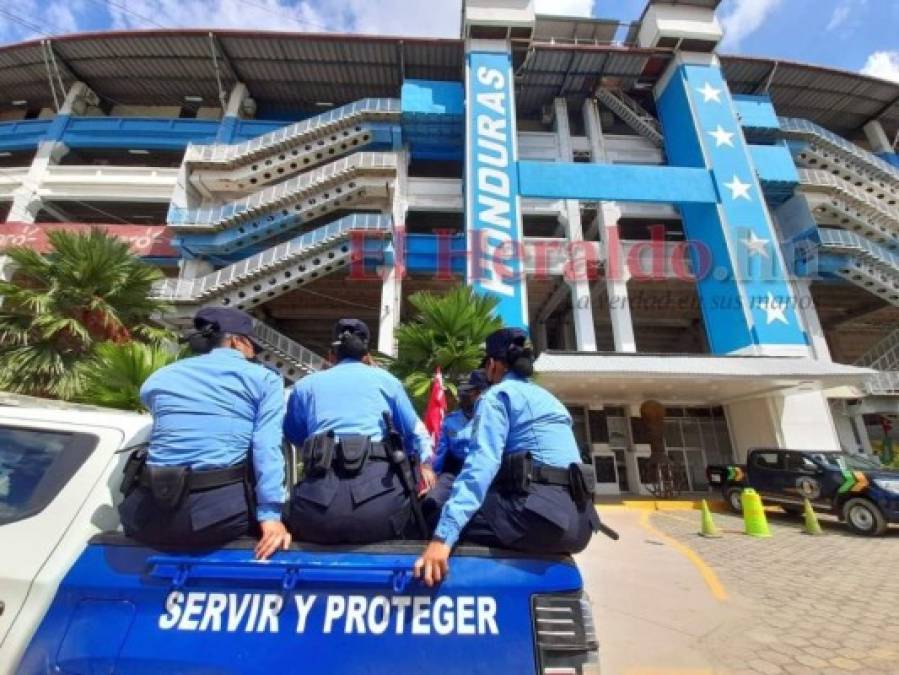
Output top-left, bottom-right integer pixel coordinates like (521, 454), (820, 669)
(725, 487), (743, 513)
(842, 498), (887, 536)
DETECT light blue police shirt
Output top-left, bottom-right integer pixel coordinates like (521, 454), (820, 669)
(283, 358), (433, 463)
(434, 372), (581, 547)
(140, 348), (286, 522)
(434, 409), (475, 472)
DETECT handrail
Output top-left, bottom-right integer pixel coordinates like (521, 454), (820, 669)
(781, 117), (899, 185)
(186, 98), (401, 164)
(153, 213), (390, 301)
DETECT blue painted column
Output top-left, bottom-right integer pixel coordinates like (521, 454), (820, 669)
(464, 40), (528, 330)
(655, 54), (809, 356)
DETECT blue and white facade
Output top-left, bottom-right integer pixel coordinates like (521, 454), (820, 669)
(0, 0), (897, 493)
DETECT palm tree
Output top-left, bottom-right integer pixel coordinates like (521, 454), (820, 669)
(390, 285), (502, 409)
(77, 341), (180, 412)
(0, 228), (169, 399)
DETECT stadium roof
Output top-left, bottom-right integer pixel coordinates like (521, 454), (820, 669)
(0, 24), (895, 140)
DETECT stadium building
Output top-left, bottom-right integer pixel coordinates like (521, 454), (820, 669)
(0, 0), (897, 494)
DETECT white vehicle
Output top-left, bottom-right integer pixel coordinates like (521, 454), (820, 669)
(0, 394), (599, 675)
(0, 394), (151, 673)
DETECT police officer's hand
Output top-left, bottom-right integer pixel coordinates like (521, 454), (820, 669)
(413, 540), (451, 587)
(255, 520), (292, 560)
(417, 463), (437, 496)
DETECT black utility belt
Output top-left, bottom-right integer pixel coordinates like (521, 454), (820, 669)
(133, 461), (248, 511)
(494, 452), (596, 506)
(302, 433), (393, 478)
(138, 463), (246, 492)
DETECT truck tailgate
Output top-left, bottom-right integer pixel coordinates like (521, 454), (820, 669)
(18, 535), (585, 674)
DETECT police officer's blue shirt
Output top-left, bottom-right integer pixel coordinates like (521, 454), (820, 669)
(283, 358), (433, 462)
(434, 372), (581, 547)
(140, 348), (286, 522)
(434, 409), (475, 472)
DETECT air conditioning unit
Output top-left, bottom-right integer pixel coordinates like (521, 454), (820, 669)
(637, 4), (723, 52)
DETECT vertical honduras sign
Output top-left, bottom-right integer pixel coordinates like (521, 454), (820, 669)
(465, 44), (528, 330)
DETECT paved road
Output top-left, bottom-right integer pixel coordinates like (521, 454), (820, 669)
(577, 506), (899, 675)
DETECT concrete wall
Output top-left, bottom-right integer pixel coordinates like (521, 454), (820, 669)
(727, 391), (842, 461)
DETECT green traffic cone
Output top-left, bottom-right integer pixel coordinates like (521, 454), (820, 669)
(803, 498), (823, 535)
(699, 499), (722, 538)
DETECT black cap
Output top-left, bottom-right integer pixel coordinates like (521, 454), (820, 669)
(485, 327), (529, 361)
(459, 369), (489, 393)
(194, 307), (264, 352)
(332, 318), (371, 346)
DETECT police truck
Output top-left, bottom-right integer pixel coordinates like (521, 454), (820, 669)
(0, 395), (600, 674)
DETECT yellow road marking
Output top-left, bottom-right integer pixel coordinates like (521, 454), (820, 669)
(638, 510), (729, 602)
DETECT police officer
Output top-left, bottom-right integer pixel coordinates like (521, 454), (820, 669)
(414, 327), (601, 586)
(434, 370), (489, 475)
(284, 318), (435, 544)
(119, 307), (291, 561)
(422, 370), (488, 527)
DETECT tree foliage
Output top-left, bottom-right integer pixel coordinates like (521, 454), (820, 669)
(0, 229), (170, 399)
(390, 286), (502, 409)
(77, 341), (180, 412)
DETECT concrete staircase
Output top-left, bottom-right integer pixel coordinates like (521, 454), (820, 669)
(595, 88), (663, 147)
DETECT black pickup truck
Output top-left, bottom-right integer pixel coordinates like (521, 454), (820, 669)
(707, 448), (899, 536)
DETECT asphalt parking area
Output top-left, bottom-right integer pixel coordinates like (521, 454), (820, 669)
(577, 505), (899, 675)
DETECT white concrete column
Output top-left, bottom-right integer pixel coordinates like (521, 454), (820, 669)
(0, 255), (14, 281)
(851, 414), (874, 454)
(603, 203), (637, 353)
(224, 83), (253, 119)
(378, 149), (408, 357)
(727, 390), (841, 461)
(178, 258), (214, 279)
(59, 81), (100, 116)
(5, 82), (99, 224)
(793, 279), (830, 361)
(554, 98), (596, 352)
(863, 119), (893, 154)
(7, 141), (69, 223)
(583, 98), (636, 352)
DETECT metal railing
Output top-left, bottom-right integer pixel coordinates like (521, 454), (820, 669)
(173, 152), (396, 227)
(153, 213), (390, 301)
(781, 117), (899, 186)
(799, 169), (899, 231)
(595, 88), (663, 147)
(186, 98), (400, 165)
(818, 228), (899, 272)
(252, 319), (327, 375)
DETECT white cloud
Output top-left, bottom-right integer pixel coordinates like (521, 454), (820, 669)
(104, 0), (464, 37)
(861, 50), (899, 84)
(825, 0), (867, 33)
(535, 0), (593, 17)
(825, 3), (852, 31)
(717, 0), (784, 50)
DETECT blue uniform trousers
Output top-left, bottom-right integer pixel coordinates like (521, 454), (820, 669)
(119, 481), (254, 548)
(288, 458), (412, 544)
(425, 473), (595, 554)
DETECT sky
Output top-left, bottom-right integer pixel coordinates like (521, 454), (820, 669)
(0, 0), (896, 83)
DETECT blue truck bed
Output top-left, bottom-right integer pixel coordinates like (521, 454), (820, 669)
(19, 535), (594, 674)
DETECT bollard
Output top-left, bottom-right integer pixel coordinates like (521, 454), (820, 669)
(802, 498), (823, 535)
(699, 499), (722, 538)
(741, 488), (771, 537)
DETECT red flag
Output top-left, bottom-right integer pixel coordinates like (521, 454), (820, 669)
(423, 367), (447, 447)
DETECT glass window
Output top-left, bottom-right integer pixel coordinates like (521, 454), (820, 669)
(664, 419), (682, 448)
(588, 410), (609, 444)
(751, 451), (783, 471)
(566, 406), (589, 461)
(785, 452), (819, 472)
(809, 452), (881, 472)
(607, 417), (630, 449)
(593, 456), (616, 484)
(0, 426), (98, 525)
